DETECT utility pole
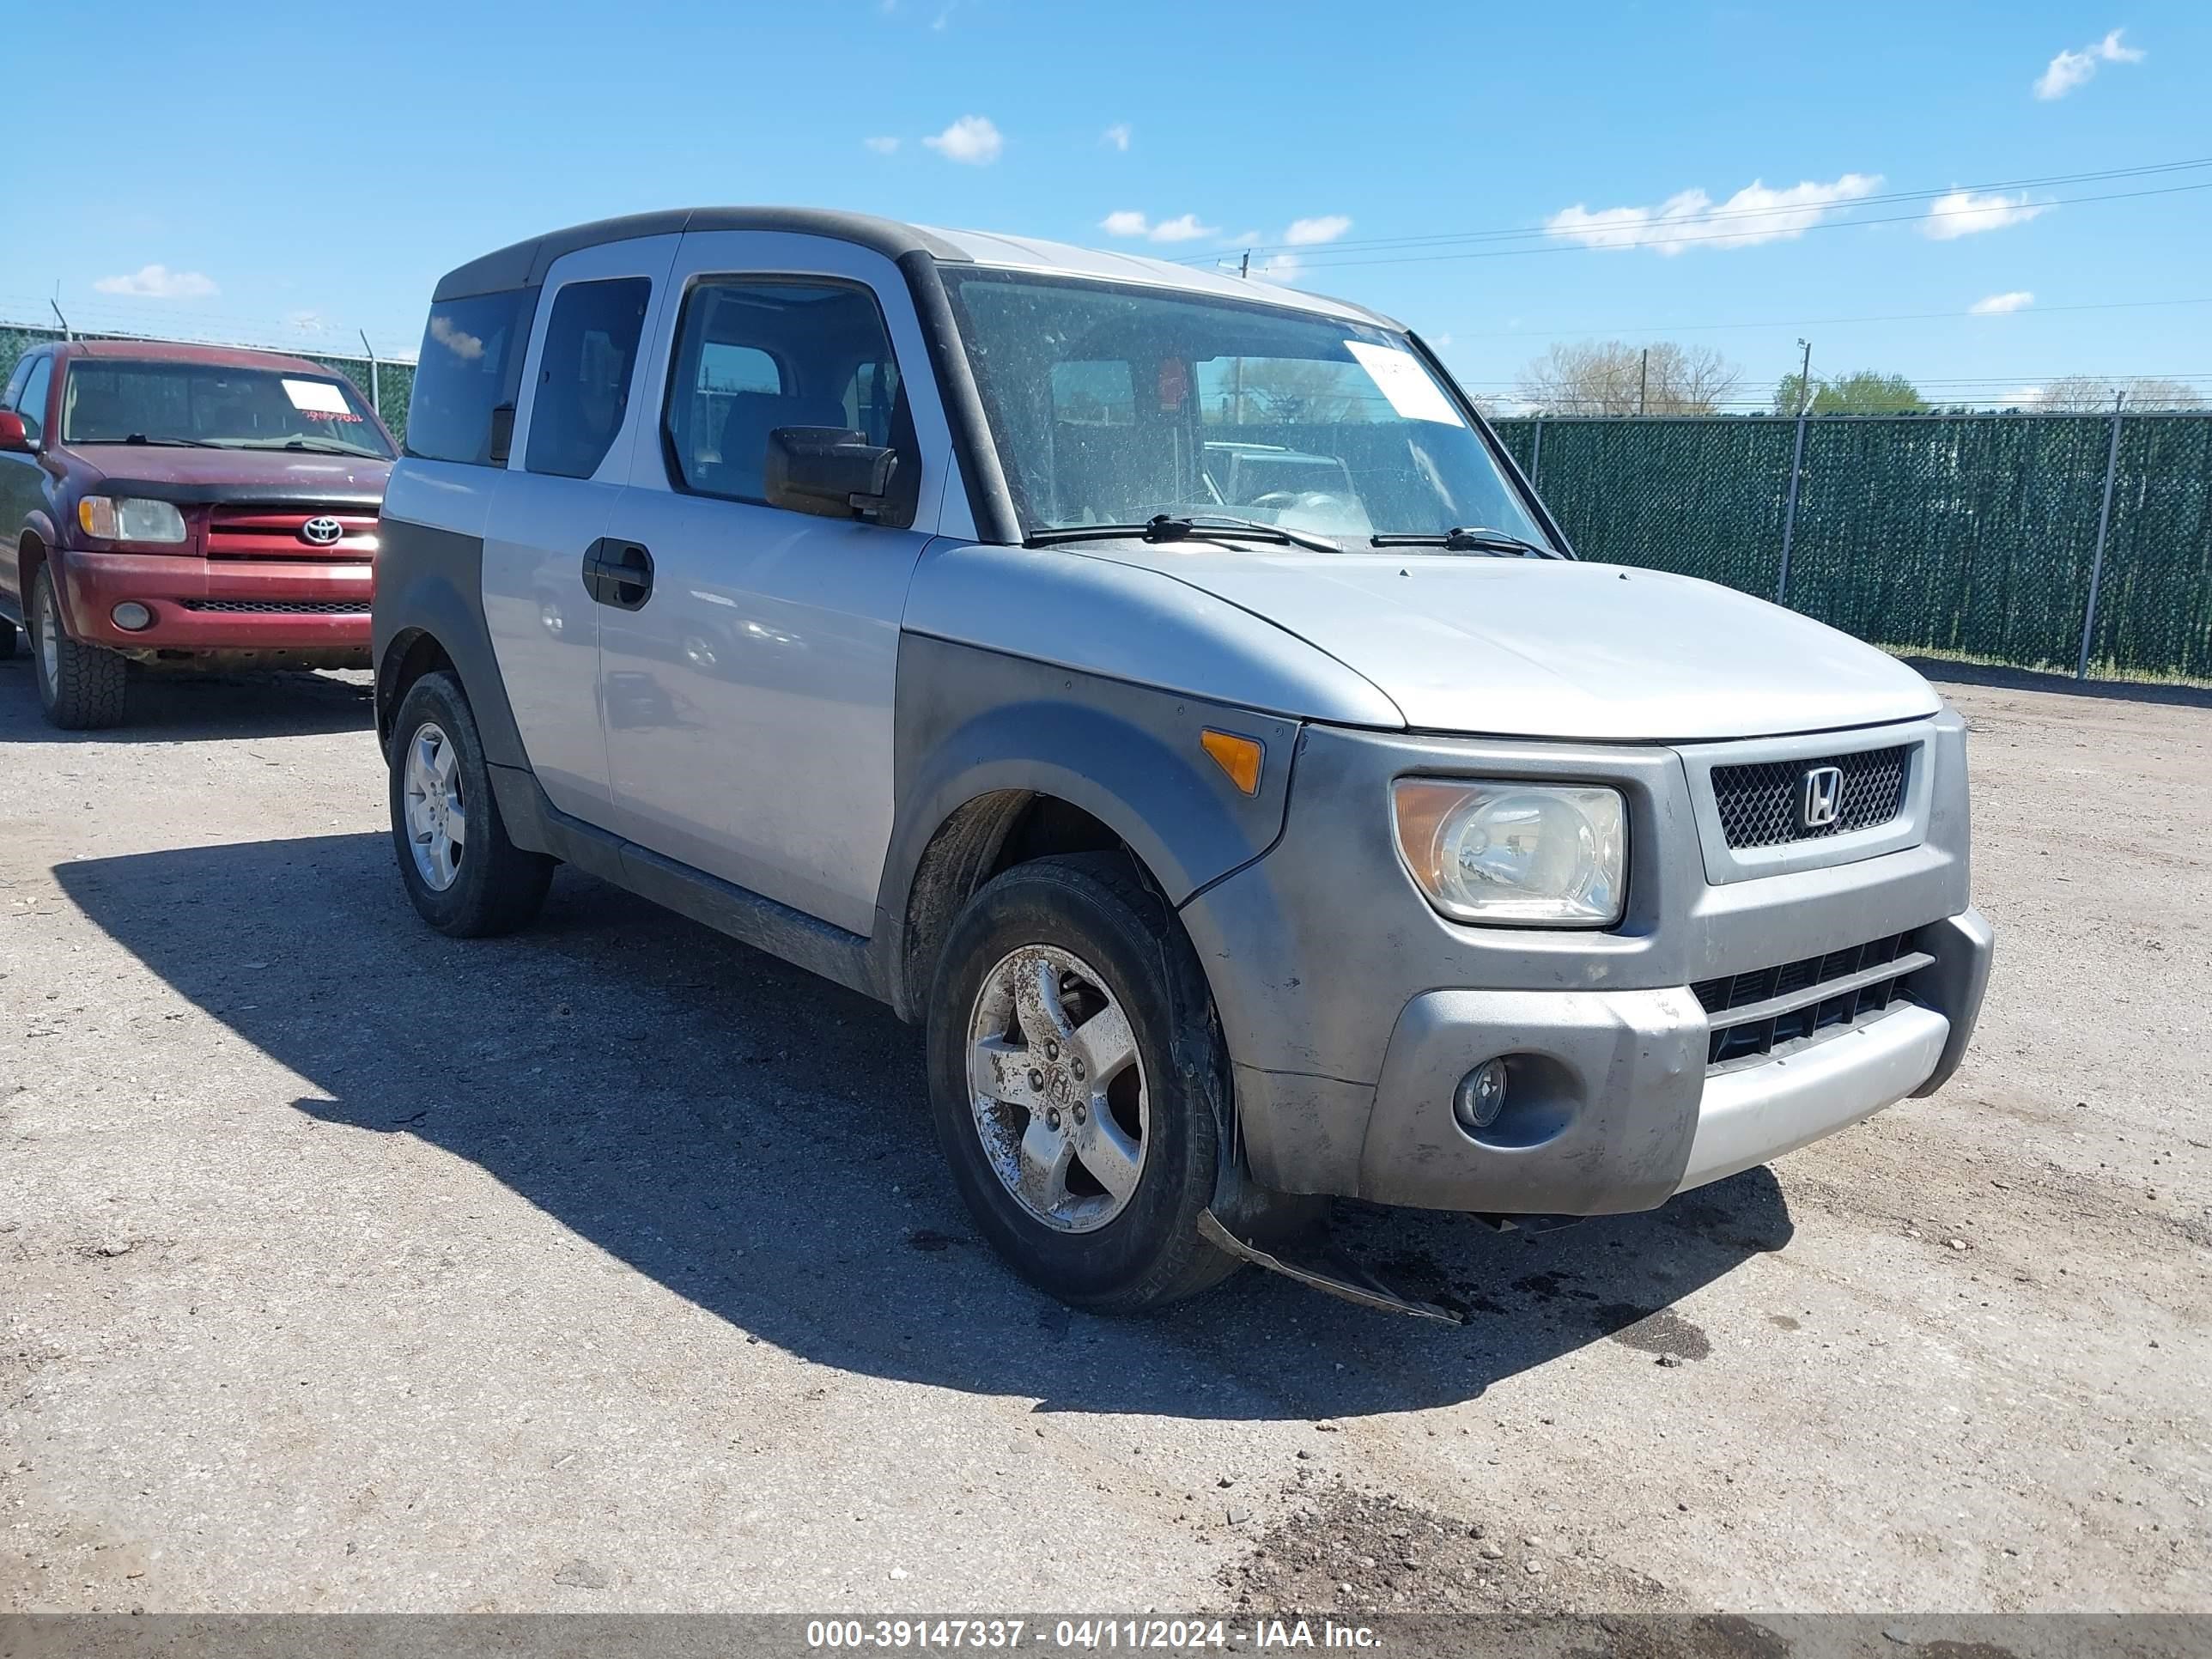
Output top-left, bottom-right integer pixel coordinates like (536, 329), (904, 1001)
(1795, 337), (1814, 416)
(1638, 347), (1649, 416)
(49, 296), (72, 340)
(1238, 251), (1250, 279)
(2076, 389), (2127, 680)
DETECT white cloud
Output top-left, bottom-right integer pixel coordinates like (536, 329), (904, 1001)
(1544, 173), (1881, 256)
(1099, 210), (1219, 244)
(1283, 214), (1353, 246)
(428, 315), (485, 362)
(2035, 28), (2144, 99)
(1923, 188), (2049, 240)
(1250, 252), (1304, 284)
(1999, 385), (2048, 408)
(93, 264), (218, 299)
(1968, 290), (2035, 315)
(1102, 123), (1131, 152)
(863, 136), (901, 155)
(1147, 213), (1217, 244)
(922, 114), (1001, 165)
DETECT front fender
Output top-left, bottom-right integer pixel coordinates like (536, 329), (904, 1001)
(877, 633), (1300, 1014)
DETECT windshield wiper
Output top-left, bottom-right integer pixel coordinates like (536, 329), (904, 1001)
(277, 438), (380, 457)
(1027, 513), (1342, 555)
(116, 434), (222, 448)
(1371, 526), (1554, 557)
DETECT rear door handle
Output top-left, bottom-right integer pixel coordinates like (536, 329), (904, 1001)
(581, 538), (653, 610)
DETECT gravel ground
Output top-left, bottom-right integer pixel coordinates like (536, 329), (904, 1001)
(1, 655), (2207, 1615)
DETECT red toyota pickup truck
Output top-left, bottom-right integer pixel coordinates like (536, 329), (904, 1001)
(0, 339), (394, 728)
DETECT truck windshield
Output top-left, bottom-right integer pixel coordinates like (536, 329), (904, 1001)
(942, 269), (1551, 550)
(60, 362), (394, 459)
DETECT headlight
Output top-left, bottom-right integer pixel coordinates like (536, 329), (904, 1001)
(1392, 780), (1627, 927)
(78, 495), (186, 544)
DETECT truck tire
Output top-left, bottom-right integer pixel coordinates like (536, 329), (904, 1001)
(30, 568), (128, 731)
(927, 851), (1243, 1311)
(387, 669), (554, 937)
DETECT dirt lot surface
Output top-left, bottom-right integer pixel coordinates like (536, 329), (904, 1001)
(2, 657), (2207, 1615)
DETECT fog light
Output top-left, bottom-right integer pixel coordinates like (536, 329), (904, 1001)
(1453, 1058), (1510, 1133)
(111, 602), (153, 631)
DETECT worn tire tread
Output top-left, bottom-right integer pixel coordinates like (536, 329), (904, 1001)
(32, 571), (128, 731)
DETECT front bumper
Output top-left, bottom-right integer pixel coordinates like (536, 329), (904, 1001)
(55, 547), (373, 658)
(1176, 714), (1991, 1215)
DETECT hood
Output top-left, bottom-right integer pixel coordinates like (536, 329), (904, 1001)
(71, 444), (391, 509)
(1069, 545), (1941, 742)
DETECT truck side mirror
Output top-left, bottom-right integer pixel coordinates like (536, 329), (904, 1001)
(0, 411), (31, 453)
(764, 427), (898, 521)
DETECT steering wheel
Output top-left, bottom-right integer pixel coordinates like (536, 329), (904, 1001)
(1247, 489), (1352, 514)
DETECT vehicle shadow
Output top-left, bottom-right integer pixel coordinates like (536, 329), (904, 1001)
(0, 653), (374, 741)
(54, 830), (1794, 1421)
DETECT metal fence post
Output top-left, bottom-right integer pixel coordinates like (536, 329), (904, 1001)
(1775, 406), (1810, 605)
(359, 330), (380, 419)
(2075, 393), (2127, 680)
(1528, 413), (1544, 486)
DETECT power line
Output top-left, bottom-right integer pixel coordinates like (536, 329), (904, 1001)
(1185, 155), (2212, 264)
(1258, 179), (2212, 271)
(1443, 295), (2212, 343)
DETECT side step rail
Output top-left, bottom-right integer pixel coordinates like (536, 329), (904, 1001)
(1197, 1211), (1463, 1325)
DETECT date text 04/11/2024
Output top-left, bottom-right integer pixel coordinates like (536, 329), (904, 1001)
(802, 1620), (1382, 1650)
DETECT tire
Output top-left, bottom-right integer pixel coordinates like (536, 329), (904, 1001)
(386, 670), (554, 937)
(926, 851), (1243, 1311)
(30, 568), (128, 730)
(0, 615), (16, 659)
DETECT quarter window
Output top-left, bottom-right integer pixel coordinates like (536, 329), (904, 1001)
(663, 277), (918, 526)
(405, 288), (534, 466)
(526, 277), (653, 480)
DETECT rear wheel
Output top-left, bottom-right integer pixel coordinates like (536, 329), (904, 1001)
(386, 670), (554, 937)
(29, 568), (128, 730)
(927, 852), (1243, 1311)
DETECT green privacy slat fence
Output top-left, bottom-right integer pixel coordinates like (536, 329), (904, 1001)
(2, 324), (417, 446)
(1495, 412), (2212, 684)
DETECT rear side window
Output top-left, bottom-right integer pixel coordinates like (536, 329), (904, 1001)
(405, 289), (534, 465)
(663, 277), (917, 526)
(525, 277), (653, 480)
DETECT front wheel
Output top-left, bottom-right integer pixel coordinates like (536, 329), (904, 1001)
(926, 852), (1242, 1311)
(30, 568), (128, 730)
(386, 670), (554, 937)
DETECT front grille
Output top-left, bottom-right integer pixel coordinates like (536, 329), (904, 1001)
(1693, 931), (1930, 1067)
(183, 599), (367, 614)
(204, 507), (377, 562)
(1711, 745), (1909, 848)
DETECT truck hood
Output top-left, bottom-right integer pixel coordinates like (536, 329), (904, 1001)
(71, 444), (391, 509)
(1070, 545), (1941, 742)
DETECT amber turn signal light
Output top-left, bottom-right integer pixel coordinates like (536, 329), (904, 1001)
(1200, 729), (1264, 797)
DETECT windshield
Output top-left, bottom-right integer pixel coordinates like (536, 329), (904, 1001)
(60, 361), (394, 459)
(942, 270), (1551, 550)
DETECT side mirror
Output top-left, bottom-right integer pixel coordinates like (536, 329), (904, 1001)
(0, 411), (31, 453)
(764, 427), (898, 521)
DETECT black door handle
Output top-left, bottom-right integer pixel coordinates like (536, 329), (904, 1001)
(581, 538), (653, 609)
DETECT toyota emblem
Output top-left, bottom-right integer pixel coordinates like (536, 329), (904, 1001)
(300, 515), (345, 547)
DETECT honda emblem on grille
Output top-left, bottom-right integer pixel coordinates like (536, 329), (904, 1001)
(300, 516), (344, 547)
(1799, 764), (1844, 830)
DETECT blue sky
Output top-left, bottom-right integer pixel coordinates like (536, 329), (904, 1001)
(6, 1), (2208, 408)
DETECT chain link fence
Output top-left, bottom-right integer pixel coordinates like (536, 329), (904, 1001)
(1495, 411), (2212, 684)
(8, 320), (2208, 681)
(2, 323), (416, 442)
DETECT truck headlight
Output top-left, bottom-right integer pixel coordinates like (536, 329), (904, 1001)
(78, 495), (186, 544)
(1392, 780), (1627, 927)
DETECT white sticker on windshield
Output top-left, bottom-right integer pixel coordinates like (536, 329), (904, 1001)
(282, 378), (350, 415)
(1344, 341), (1464, 427)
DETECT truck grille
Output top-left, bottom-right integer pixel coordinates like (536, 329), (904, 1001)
(1693, 930), (1932, 1067)
(1711, 745), (1909, 848)
(183, 599), (368, 614)
(204, 507), (378, 561)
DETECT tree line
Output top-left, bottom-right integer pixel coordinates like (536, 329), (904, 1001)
(1511, 339), (2203, 415)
